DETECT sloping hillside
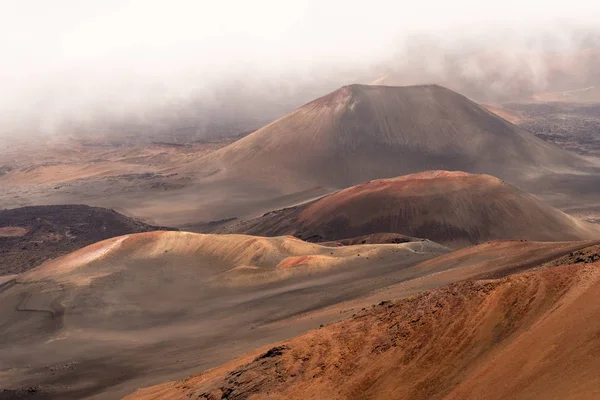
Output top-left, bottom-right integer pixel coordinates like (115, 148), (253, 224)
(126, 261), (600, 400)
(194, 84), (586, 190)
(4, 233), (598, 398)
(224, 171), (600, 247)
(0, 231), (447, 399)
(3, 84), (597, 228)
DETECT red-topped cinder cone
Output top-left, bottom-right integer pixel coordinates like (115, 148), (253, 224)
(226, 170), (600, 248)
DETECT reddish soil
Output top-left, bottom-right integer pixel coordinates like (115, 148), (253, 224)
(2, 236), (597, 399)
(127, 262), (600, 400)
(225, 171), (600, 247)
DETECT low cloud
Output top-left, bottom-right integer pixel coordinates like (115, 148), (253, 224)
(1, 1), (599, 142)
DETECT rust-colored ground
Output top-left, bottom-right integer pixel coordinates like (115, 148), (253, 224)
(2, 234), (599, 398)
(226, 171), (600, 247)
(126, 261), (600, 400)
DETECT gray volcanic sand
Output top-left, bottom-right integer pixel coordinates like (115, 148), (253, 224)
(0, 231), (448, 399)
(129, 261), (600, 400)
(2, 232), (599, 398)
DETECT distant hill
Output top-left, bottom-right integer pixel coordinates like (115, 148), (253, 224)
(3, 84), (597, 228)
(193, 84), (586, 192)
(0, 231), (447, 398)
(223, 171), (600, 248)
(0, 204), (174, 275)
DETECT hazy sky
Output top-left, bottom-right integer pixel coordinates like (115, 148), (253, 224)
(1, 0), (599, 138)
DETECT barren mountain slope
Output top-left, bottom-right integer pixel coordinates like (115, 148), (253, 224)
(3, 85), (599, 227)
(127, 261), (600, 400)
(224, 171), (600, 247)
(194, 85), (585, 190)
(3, 233), (599, 399)
(0, 231), (447, 399)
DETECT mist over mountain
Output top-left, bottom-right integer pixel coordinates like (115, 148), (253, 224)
(375, 27), (600, 103)
(1, 1), (599, 143)
(3, 2), (600, 399)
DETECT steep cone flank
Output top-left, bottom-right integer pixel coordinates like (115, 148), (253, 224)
(226, 171), (600, 247)
(203, 84), (585, 188)
(126, 262), (600, 400)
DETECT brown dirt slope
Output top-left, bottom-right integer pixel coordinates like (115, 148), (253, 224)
(225, 171), (600, 248)
(192, 84), (588, 190)
(540, 243), (600, 268)
(3, 236), (598, 399)
(0, 205), (174, 275)
(127, 261), (600, 400)
(0, 231), (448, 399)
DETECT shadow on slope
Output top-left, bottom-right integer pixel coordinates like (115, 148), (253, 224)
(127, 261), (600, 400)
